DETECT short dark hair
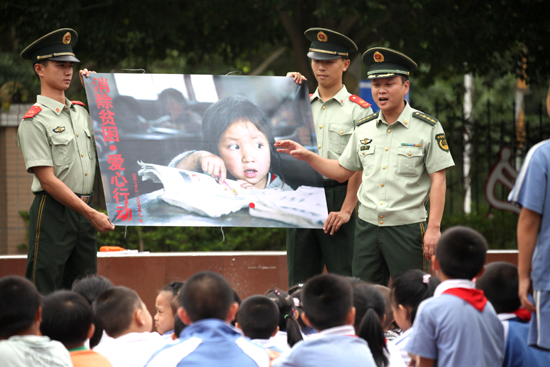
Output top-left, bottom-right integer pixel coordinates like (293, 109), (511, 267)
(40, 291), (92, 348)
(160, 281), (184, 314)
(436, 226), (488, 280)
(179, 272), (233, 322)
(476, 262), (520, 314)
(353, 283), (388, 367)
(200, 95), (281, 175)
(391, 269), (440, 324)
(72, 275), (114, 348)
(0, 276), (41, 338)
(237, 295), (279, 339)
(34, 59), (49, 79)
(72, 275), (114, 305)
(400, 75), (409, 84)
(302, 274), (352, 331)
(93, 286), (143, 338)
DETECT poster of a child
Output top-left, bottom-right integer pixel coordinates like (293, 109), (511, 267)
(84, 74), (326, 228)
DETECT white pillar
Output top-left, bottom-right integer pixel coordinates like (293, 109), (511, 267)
(463, 74), (474, 214)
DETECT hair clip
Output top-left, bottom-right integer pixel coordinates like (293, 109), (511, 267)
(284, 314), (290, 319)
(423, 274), (431, 284)
(274, 289), (280, 296)
(293, 297), (300, 308)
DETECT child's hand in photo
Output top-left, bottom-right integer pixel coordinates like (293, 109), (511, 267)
(197, 152), (228, 183)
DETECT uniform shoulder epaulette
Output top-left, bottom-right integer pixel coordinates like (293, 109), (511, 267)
(71, 101), (86, 107)
(23, 105), (42, 119)
(349, 95), (371, 108)
(413, 111), (438, 126)
(357, 112), (379, 126)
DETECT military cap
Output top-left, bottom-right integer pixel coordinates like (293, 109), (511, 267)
(304, 28), (358, 60)
(20, 28), (80, 64)
(362, 47), (417, 79)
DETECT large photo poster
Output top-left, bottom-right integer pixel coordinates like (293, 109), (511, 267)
(84, 74), (328, 228)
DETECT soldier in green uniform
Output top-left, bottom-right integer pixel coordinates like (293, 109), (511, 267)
(285, 28), (373, 286)
(277, 47), (454, 286)
(18, 29), (114, 294)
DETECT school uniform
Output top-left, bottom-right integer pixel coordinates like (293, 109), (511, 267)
(406, 279), (505, 366)
(497, 312), (550, 367)
(273, 325), (376, 367)
(508, 139), (550, 349)
(392, 327), (413, 365)
(93, 331), (167, 367)
(144, 319), (269, 367)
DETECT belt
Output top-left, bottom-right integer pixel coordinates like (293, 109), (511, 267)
(75, 192), (93, 204)
(323, 179), (348, 188)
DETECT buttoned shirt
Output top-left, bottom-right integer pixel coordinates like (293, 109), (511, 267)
(339, 101), (454, 226)
(310, 86), (372, 165)
(18, 95), (96, 194)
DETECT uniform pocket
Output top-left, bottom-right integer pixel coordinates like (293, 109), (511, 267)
(328, 124), (354, 155)
(358, 144), (376, 175)
(84, 128), (97, 159)
(50, 133), (76, 166)
(396, 145), (424, 176)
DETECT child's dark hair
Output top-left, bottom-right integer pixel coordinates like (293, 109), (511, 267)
(201, 95), (281, 175)
(180, 272), (234, 322)
(373, 285), (393, 332)
(40, 290), (92, 349)
(301, 274), (352, 331)
(93, 286), (143, 338)
(237, 295), (279, 340)
(173, 314), (185, 338)
(265, 288), (303, 347)
(161, 281), (185, 314)
(476, 262), (520, 314)
(353, 283), (388, 367)
(436, 226), (487, 280)
(390, 270), (440, 325)
(0, 276), (41, 338)
(288, 284), (307, 330)
(72, 275), (114, 348)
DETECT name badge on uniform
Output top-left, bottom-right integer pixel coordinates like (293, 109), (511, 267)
(360, 146), (370, 151)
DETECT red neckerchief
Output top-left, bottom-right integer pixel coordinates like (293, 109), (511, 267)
(512, 307), (532, 322)
(442, 288), (487, 312)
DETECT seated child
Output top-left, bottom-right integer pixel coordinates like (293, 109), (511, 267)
(406, 226), (505, 367)
(353, 283), (405, 367)
(0, 276), (72, 367)
(93, 286), (166, 367)
(169, 95), (292, 191)
(390, 270), (440, 366)
(145, 271), (269, 367)
(154, 281), (184, 337)
(72, 274), (114, 349)
(266, 288), (304, 351)
(476, 262), (550, 367)
(40, 290), (112, 367)
(373, 285), (399, 340)
(288, 283), (316, 336)
(274, 274), (376, 367)
(236, 295), (282, 352)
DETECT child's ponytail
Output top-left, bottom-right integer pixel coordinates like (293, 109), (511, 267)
(266, 288), (304, 347)
(353, 284), (389, 367)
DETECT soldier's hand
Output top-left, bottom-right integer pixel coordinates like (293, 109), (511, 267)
(323, 211), (351, 235)
(79, 68), (96, 87)
(90, 211), (115, 232)
(286, 72), (307, 85)
(423, 226), (440, 259)
(275, 140), (312, 161)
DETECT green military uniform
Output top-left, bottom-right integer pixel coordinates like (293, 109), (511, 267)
(17, 29), (98, 294)
(287, 28), (373, 286)
(338, 48), (455, 285)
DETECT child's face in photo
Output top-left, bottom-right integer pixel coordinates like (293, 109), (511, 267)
(154, 291), (175, 335)
(218, 119), (271, 189)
